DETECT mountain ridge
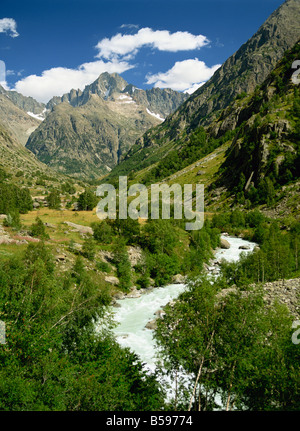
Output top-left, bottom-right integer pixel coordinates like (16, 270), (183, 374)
(104, 0), (300, 182)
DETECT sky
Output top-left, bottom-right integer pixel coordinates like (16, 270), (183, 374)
(0, 0), (284, 103)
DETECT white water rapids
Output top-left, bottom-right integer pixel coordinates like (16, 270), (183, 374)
(109, 235), (257, 373)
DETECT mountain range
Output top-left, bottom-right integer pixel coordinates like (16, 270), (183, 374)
(24, 73), (188, 178)
(0, 0), (299, 219)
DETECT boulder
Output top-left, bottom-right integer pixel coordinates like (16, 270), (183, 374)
(220, 238), (231, 249)
(56, 254), (66, 262)
(105, 276), (119, 285)
(113, 292), (125, 300)
(64, 221), (93, 235)
(239, 245), (250, 250)
(126, 288), (141, 298)
(145, 320), (157, 330)
(154, 309), (165, 318)
(172, 274), (186, 284)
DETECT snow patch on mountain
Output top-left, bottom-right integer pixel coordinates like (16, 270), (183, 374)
(146, 109), (164, 122)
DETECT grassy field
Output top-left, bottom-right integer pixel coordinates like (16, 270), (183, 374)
(20, 208), (100, 227)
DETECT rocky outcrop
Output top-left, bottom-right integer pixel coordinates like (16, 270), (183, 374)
(105, 276), (120, 285)
(0, 92), (41, 146)
(127, 246), (143, 267)
(64, 222), (93, 236)
(46, 73), (188, 119)
(262, 278), (299, 317)
(217, 278), (300, 317)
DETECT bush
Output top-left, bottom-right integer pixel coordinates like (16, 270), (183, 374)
(30, 217), (49, 240)
(96, 261), (111, 273)
(3, 211), (21, 230)
(81, 236), (96, 261)
(92, 221), (113, 244)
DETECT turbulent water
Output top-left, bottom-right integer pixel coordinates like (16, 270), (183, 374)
(110, 235), (257, 372)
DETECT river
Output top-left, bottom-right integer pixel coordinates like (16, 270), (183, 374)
(109, 235), (257, 373)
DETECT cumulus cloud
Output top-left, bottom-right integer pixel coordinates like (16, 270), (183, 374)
(13, 59), (134, 103)
(146, 58), (221, 93)
(95, 27), (209, 60)
(11, 26), (218, 102)
(0, 18), (19, 38)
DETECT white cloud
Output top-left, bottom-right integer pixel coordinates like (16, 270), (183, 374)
(0, 18), (19, 38)
(13, 59), (134, 103)
(146, 58), (221, 93)
(95, 27), (209, 60)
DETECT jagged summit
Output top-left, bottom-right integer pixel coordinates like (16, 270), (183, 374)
(46, 71), (188, 118)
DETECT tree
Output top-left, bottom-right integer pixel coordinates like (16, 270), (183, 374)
(113, 218), (140, 244)
(112, 239), (131, 292)
(141, 219), (178, 255)
(81, 236), (96, 261)
(92, 221), (113, 244)
(0, 243), (164, 411)
(154, 276), (299, 411)
(77, 189), (97, 211)
(3, 211), (21, 231)
(147, 252), (179, 287)
(46, 190), (61, 210)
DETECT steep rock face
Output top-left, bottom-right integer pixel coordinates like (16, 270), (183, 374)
(0, 92), (41, 146)
(27, 73), (188, 178)
(136, 0), (300, 149)
(0, 85), (46, 117)
(213, 41), (300, 203)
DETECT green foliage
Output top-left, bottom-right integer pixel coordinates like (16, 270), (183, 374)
(81, 236), (96, 261)
(112, 239), (131, 292)
(0, 183), (33, 215)
(0, 243), (164, 410)
(61, 182), (76, 195)
(184, 220), (220, 274)
(46, 190), (61, 210)
(3, 211), (21, 231)
(92, 220), (113, 244)
(141, 219), (179, 255)
(77, 189), (98, 211)
(112, 218), (141, 245)
(96, 261), (111, 273)
(0, 167), (8, 182)
(219, 220), (297, 285)
(147, 252), (180, 287)
(30, 217), (49, 240)
(155, 276), (299, 411)
(143, 128), (236, 184)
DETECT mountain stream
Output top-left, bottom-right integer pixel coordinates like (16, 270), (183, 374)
(110, 235), (257, 374)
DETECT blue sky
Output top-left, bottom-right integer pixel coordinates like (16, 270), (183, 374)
(0, 0), (284, 103)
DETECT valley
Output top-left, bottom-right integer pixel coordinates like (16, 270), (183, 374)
(0, 0), (299, 413)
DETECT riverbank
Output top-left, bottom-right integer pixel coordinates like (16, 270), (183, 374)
(108, 235), (258, 369)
